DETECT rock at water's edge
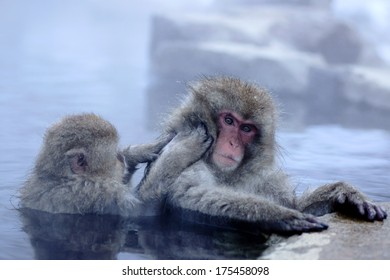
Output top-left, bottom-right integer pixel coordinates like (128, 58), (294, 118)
(259, 202), (390, 259)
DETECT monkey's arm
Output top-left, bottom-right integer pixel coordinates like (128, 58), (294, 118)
(137, 124), (213, 201)
(167, 180), (328, 233)
(120, 133), (175, 183)
(122, 133), (175, 165)
(298, 181), (387, 221)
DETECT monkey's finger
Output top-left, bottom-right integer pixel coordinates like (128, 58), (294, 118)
(194, 121), (214, 146)
(372, 205), (387, 221)
(336, 194), (347, 204)
(196, 121), (208, 135)
(285, 217), (328, 233)
(293, 222), (328, 232)
(363, 202), (376, 221)
(304, 217), (329, 231)
(356, 202), (366, 217)
(304, 216), (329, 228)
(380, 206), (388, 219)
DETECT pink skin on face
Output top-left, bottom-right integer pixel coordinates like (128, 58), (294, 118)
(212, 111), (257, 171)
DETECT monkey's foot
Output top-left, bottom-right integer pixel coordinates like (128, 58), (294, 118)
(335, 191), (388, 221)
(338, 197), (387, 221)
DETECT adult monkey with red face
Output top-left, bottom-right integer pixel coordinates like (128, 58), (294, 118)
(141, 76), (387, 234)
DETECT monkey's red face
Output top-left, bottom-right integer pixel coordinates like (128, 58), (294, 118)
(211, 111), (257, 171)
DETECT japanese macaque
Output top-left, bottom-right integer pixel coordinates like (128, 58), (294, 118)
(142, 76), (387, 234)
(19, 113), (169, 216)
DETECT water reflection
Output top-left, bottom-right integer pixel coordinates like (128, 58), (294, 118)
(20, 209), (125, 259)
(20, 208), (269, 260)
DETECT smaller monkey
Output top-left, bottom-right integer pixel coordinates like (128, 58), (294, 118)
(20, 113), (168, 216)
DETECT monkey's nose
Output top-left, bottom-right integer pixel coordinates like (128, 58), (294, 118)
(229, 139), (240, 148)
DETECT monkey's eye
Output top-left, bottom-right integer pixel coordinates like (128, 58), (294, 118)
(77, 154), (86, 166)
(224, 116), (234, 125)
(241, 125), (252, 133)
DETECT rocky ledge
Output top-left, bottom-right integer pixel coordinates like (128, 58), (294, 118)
(259, 202), (390, 259)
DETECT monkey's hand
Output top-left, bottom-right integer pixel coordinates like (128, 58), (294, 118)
(299, 182), (387, 221)
(137, 123), (213, 201)
(162, 122), (214, 166)
(272, 210), (329, 234)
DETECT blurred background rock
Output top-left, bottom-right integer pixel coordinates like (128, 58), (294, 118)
(146, 0), (390, 130)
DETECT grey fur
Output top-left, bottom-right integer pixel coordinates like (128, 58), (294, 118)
(19, 113), (168, 216)
(143, 76), (387, 233)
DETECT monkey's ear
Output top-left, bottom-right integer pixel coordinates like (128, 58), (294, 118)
(66, 149), (88, 174)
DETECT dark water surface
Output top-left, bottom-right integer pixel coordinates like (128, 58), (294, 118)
(1, 1), (389, 260)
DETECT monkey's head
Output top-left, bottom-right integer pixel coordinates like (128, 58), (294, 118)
(35, 113), (122, 179)
(165, 76), (277, 178)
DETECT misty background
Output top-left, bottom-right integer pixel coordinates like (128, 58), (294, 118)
(0, 0), (389, 259)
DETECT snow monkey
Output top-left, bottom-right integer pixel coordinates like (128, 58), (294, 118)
(140, 76), (387, 233)
(20, 113), (172, 215)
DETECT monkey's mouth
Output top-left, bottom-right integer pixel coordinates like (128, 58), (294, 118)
(214, 153), (241, 167)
